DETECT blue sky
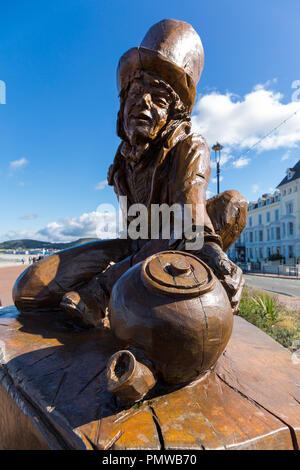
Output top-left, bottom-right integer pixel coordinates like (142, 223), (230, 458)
(1, 0), (300, 242)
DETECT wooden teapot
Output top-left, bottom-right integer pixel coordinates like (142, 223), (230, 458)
(106, 251), (233, 404)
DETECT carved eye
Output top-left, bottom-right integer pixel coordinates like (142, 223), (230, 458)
(153, 95), (169, 107)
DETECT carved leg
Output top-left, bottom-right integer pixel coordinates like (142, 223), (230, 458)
(13, 239), (135, 313)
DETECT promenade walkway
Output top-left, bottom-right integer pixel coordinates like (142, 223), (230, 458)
(0, 265), (27, 307)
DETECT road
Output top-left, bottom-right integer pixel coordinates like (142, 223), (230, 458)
(244, 274), (300, 298)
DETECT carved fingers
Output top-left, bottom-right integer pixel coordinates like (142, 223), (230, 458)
(198, 242), (244, 313)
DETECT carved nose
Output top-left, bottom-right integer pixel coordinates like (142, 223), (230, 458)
(139, 93), (152, 108)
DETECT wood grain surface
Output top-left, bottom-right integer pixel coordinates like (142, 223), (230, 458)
(0, 310), (299, 450)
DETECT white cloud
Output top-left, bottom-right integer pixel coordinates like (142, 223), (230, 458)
(36, 210), (118, 242)
(253, 78), (278, 91)
(0, 230), (38, 242)
(10, 158), (28, 171)
(211, 175), (224, 184)
(252, 184), (259, 194)
(192, 83), (300, 169)
(2, 209), (119, 243)
(281, 150), (291, 161)
(232, 157), (250, 168)
(95, 179), (108, 190)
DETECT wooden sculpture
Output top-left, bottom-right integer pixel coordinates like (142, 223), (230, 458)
(12, 19), (248, 399)
(3, 19), (300, 452)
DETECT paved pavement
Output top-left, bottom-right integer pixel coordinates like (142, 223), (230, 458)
(244, 274), (300, 298)
(0, 265), (27, 307)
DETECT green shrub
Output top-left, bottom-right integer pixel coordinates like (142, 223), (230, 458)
(238, 291), (299, 349)
(251, 294), (279, 326)
(268, 326), (298, 348)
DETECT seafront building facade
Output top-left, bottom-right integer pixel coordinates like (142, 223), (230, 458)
(228, 159), (300, 265)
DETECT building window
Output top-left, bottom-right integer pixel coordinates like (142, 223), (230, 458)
(282, 224), (286, 237)
(259, 248), (263, 259)
(249, 232), (253, 243)
(267, 212), (270, 222)
(271, 228), (274, 239)
(275, 209), (279, 221)
(267, 229), (270, 241)
(288, 246), (294, 258)
(286, 202), (293, 214)
(288, 222), (294, 236)
(283, 190), (286, 196)
(249, 217), (252, 227)
(258, 214), (262, 224)
(259, 230), (263, 242)
(276, 227), (280, 240)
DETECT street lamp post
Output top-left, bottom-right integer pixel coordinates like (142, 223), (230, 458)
(212, 143), (223, 195)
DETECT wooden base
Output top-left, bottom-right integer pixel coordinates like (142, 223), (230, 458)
(0, 308), (299, 450)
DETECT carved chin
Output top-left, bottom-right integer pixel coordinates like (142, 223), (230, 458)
(130, 124), (156, 142)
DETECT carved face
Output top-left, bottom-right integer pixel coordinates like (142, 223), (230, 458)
(123, 74), (173, 145)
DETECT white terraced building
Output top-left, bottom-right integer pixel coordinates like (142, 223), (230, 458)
(228, 159), (300, 265)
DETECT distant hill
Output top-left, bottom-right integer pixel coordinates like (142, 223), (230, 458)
(0, 238), (99, 251)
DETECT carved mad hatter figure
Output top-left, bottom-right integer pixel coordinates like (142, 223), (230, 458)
(13, 19), (247, 327)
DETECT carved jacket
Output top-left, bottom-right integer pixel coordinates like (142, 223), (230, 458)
(107, 121), (222, 265)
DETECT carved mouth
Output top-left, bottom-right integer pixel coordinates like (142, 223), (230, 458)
(133, 113), (152, 123)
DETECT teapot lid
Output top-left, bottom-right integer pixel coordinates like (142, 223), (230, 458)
(141, 251), (214, 298)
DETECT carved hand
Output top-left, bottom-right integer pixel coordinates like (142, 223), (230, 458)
(198, 242), (244, 314)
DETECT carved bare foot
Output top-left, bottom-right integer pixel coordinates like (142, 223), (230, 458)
(60, 286), (107, 328)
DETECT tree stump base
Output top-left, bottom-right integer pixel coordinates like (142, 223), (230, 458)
(0, 308), (299, 450)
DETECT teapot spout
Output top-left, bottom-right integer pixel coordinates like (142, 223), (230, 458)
(106, 350), (156, 405)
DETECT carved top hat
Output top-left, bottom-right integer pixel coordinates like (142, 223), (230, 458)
(117, 19), (204, 111)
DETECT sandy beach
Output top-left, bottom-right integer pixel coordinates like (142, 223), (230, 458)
(0, 265), (27, 307)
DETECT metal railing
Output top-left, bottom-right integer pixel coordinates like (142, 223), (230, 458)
(239, 262), (300, 278)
